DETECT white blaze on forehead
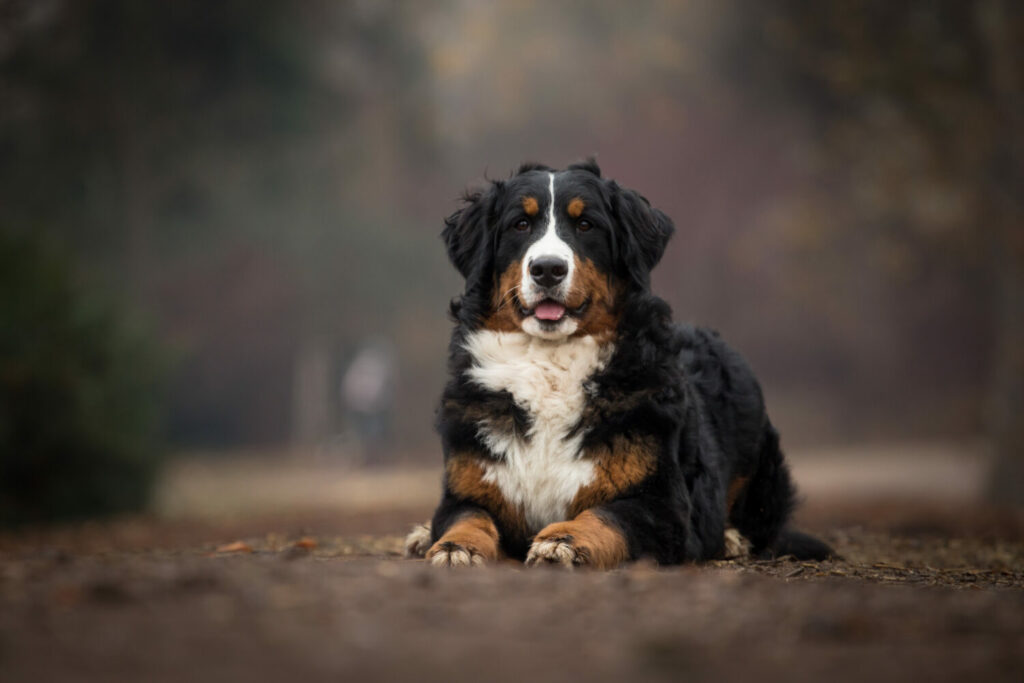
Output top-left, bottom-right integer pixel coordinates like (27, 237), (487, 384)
(521, 172), (575, 307)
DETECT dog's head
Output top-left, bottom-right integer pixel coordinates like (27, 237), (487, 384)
(444, 160), (674, 340)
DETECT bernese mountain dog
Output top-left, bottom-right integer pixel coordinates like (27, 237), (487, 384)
(405, 160), (832, 569)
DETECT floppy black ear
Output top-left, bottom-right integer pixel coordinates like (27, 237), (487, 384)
(442, 184), (499, 279)
(611, 183), (675, 289)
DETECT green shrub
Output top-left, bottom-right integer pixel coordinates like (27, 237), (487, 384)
(0, 233), (167, 526)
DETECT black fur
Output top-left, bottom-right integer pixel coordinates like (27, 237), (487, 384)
(428, 160), (832, 564)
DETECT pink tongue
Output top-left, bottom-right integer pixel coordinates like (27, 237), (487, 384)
(534, 301), (567, 321)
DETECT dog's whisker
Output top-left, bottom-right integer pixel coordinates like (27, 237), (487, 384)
(496, 283), (522, 312)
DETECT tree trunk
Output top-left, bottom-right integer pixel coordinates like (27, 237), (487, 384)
(290, 335), (333, 450)
(988, 229), (1024, 504)
(979, 0), (1024, 504)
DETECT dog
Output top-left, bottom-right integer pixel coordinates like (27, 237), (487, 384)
(405, 160), (833, 568)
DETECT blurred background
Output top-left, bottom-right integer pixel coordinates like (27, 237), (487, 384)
(1, 0), (1022, 527)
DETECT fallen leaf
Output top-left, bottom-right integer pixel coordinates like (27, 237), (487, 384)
(216, 541), (253, 554)
(293, 537), (318, 550)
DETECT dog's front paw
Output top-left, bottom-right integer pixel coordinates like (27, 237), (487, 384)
(426, 540), (488, 568)
(422, 513), (499, 568)
(404, 522), (432, 558)
(526, 535), (586, 569)
(526, 512), (629, 570)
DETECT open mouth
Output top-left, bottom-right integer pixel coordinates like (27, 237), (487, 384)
(519, 298), (589, 323)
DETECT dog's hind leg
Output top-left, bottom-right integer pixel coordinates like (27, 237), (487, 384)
(404, 521), (433, 558)
(729, 422), (833, 560)
(722, 527), (751, 559)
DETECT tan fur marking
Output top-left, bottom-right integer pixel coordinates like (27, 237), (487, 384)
(482, 255), (618, 337)
(426, 510), (500, 564)
(521, 196), (539, 216)
(727, 476), (750, 514)
(530, 510), (628, 569)
(568, 256), (619, 338)
(570, 435), (658, 516)
(482, 259), (524, 332)
(446, 454), (528, 538)
(567, 197), (585, 218)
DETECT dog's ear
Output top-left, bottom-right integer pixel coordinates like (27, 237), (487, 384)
(611, 183), (674, 289)
(567, 157), (601, 178)
(442, 182), (501, 279)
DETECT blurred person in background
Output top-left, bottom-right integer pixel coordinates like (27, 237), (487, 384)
(340, 338), (396, 465)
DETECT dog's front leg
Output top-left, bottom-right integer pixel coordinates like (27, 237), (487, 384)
(526, 510), (629, 569)
(425, 509), (500, 568)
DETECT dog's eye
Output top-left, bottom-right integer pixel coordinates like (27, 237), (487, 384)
(578, 219), (592, 232)
(514, 219), (530, 232)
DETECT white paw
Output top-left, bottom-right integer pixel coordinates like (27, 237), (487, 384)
(525, 536), (584, 569)
(427, 541), (487, 568)
(723, 527), (751, 559)
(404, 522), (432, 558)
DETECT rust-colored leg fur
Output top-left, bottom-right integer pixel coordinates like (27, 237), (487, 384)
(526, 510), (629, 569)
(426, 512), (500, 567)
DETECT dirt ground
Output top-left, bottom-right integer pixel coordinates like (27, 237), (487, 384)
(1, 450), (1023, 682)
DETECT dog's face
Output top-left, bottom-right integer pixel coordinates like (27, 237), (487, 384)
(444, 161), (674, 340)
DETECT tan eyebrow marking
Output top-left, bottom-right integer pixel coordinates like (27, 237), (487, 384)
(521, 196), (539, 216)
(568, 197), (585, 219)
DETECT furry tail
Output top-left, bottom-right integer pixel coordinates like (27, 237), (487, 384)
(770, 528), (835, 561)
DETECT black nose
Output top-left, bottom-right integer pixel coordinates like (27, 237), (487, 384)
(530, 257), (568, 288)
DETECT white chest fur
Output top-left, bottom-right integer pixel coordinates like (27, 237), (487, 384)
(463, 330), (615, 531)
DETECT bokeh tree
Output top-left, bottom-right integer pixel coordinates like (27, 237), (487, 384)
(0, 233), (166, 525)
(0, 0), (442, 448)
(732, 0), (1024, 503)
